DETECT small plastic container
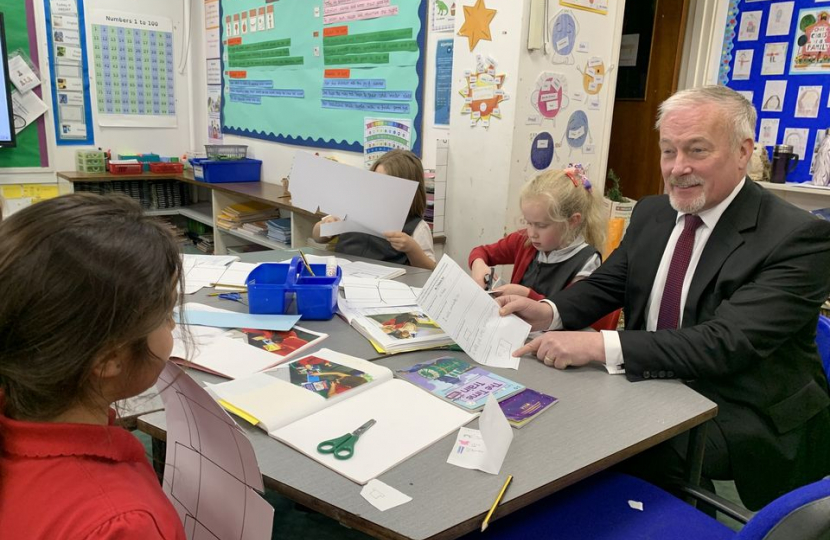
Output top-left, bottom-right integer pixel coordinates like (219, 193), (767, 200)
(247, 261), (295, 315)
(189, 158), (262, 183)
(108, 162), (144, 175)
(75, 150), (106, 173)
(204, 144), (248, 160)
(246, 257), (341, 320)
(148, 162), (185, 174)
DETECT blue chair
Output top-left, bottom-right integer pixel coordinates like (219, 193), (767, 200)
(816, 314), (830, 384)
(472, 471), (830, 540)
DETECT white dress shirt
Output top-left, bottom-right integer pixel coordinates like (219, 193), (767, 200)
(544, 179), (746, 373)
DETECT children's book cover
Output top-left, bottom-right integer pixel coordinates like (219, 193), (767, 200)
(396, 356), (525, 410)
(270, 355), (374, 399)
(365, 311), (446, 340)
(498, 389), (558, 428)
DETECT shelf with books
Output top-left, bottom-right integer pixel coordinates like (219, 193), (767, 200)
(217, 225), (290, 251)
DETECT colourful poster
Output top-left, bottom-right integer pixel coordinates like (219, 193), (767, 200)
(790, 8), (830, 74)
(221, 0), (426, 154)
(363, 117), (412, 169)
(434, 38), (453, 126)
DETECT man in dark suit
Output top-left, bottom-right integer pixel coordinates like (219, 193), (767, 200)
(498, 85), (830, 510)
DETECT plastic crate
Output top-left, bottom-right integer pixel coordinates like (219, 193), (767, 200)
(247, 257), (341, 320)
(119, 153), (160, 171)
(148, 162), (185, 174)
(204, 144), (248, 160)
(189, 158), (262, 183)
(75, 150), (106, 173)
(108, 162), (144, 175)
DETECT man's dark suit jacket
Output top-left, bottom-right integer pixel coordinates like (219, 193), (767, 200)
(551, 179), (830, 509)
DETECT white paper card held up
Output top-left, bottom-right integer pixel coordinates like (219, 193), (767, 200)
(447, 394), (514, 474)
(360, 480), (413, 511)
(417, 255), (530, 369)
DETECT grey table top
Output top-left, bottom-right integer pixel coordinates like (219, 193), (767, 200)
(138, 345), (717, 540)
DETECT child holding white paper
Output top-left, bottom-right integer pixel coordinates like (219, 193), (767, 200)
(469, 166), (607, 300)
(0, 194), (186, 539)
(312, 149), (437, 270)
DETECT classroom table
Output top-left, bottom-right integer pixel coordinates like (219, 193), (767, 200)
(137, 249), (717, 539)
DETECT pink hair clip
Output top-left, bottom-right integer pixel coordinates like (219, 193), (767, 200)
(565, 164), (592, 193)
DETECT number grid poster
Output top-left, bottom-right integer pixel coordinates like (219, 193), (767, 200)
(90, 10), (176, 128)
(219, 0), (427, 154)
(719, 0), (830, 183)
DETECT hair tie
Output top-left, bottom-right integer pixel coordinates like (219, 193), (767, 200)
(565, 164), (592, 193)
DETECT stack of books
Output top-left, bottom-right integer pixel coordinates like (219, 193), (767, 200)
(337, 303), (454, 354)
(240, 221), (268, 236)
(217, 201), (280, 230)
(266, 218), (291, 244)
(196, 233), (215, 253)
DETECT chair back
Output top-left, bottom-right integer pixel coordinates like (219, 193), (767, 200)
(737, 478), (830, 540)
(816, 315), (830, 385)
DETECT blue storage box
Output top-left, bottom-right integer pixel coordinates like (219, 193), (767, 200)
(246, 257), (341, 320)
(190, 158), (262, 183)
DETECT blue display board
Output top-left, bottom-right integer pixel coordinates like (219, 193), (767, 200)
(719, 0), (830, 182)
(219, 0), (426, 155)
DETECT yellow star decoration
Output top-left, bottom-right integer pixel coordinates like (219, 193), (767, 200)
(459, 58), (508, 127)
(458, 0), (497, 51)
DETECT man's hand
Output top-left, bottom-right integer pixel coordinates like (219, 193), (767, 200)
(513, 331), (606, 369)
(494, 284), (531, 297)
(384, 231), (417, 253)
(496, 295), (554, 331)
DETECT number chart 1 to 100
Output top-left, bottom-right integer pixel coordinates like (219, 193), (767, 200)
(91, 24), (175, 116)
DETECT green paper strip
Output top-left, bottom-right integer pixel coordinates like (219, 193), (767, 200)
(324, 40), (418, 56)
(228, 38), (291, 52)
(323, 28), (412, 46)
(230, 56), (305, 67)
(324, 53), (389, 66)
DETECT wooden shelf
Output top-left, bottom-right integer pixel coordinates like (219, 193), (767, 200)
(758, 181), (830, 196)
(217, 226), (290, 250)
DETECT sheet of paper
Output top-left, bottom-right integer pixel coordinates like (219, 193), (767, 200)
(182, 254), (239, 294)
(215, 262), (259, 288)
(320, 218), (381, 237)
(174, 333), (289, 379)
(342, 277), (419, 308)
(340, 260), (406, 280)
(8, 54), (41, 93)
(417, 256), (530, 369)
(11, 90), (48, 134)
(446, 394), (513, 474)
(290, 152), (418, 235)
(178, 303), (300, 331)
(360, 479), (413, 511)
(157, 363), (274, 540)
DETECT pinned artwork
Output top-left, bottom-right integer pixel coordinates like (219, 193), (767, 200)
(530, 73), (569, 123)
(761, 80), (787, 112)
(783, 127), (809, 159)
(737, 90), (755, 103)
(458, 0), (497, 51)
(530, 132), (555, 170)
(738, 11), (762, 41)
(758, 118), (780, 146)
(795, 86), (822, 118)
(790, 8), (830, 74)
(562, 110), (592, 154)
(547, 10), (579, 65)
(761, 42), (789, 75)
(732, 50), (754, 80)
(459, 56), (509, 127)
(577, 57), (612, 95)
(766, 2), (794, 36)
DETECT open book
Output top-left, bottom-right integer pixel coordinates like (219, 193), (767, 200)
(336, 302), (454, 354)
(207, 348), (474, 484)
(172, 324), (327, 380)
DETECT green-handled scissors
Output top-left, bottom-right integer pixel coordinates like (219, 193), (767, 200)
(316, 419), (376, 460)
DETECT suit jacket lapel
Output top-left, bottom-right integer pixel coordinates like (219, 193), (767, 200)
(628, 202), (677, 328)
(683, 180), (760, 326)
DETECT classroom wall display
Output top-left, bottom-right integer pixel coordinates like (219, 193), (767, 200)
(530, 72), (569, 125)
(363, 117), (412, 168)
(43, 0), (94, 145)
(458, 55), (508, 128)
(0, 0), (48, 167)
(205, 0), (222, 143)
(89, 10), (176, 128)
(219, 0), (427, 155)
(434, 38), (454, 126)
(720, 0), (830, 182)
(457, 0), (496, 51)
(431, 0), (456, 33)
(547, 9), (579, 65)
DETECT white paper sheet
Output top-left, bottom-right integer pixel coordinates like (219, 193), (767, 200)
(417, 256), (530, 369)
(320, 218), (380, 237)
(157, 363), (274, 540)
(342, 277), (419, 308)
(289, 152), (418, 235)
(446, 394), (514, 475)
(182, 254), (239, 294)
(11, 90), (48, 134)
(360, 480), (413, 511)
(215, 262), (259, 288)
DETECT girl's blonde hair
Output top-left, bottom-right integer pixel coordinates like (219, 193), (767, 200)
(370, 149), (427, 219)
(520, 169), (607, 251)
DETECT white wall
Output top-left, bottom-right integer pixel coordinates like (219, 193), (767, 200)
(0, 0), (195, 184)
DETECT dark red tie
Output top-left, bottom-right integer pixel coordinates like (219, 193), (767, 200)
(656, 214), (704, 330)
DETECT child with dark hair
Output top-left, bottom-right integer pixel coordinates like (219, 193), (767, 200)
(0, 193), (186, 539)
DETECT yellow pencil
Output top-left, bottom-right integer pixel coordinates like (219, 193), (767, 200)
(298, 251), (316, 276)
(481, 475), (512, 532)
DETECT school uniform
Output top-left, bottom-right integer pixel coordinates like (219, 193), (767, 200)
(335, 215), (435, 266)
(0, 408), (185, 540)
(468, 229), (600, 300)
